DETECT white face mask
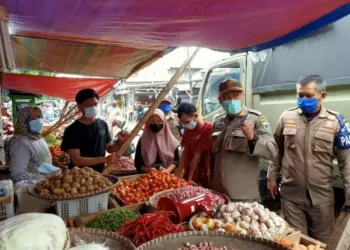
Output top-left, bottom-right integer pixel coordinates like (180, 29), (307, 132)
(183, 120), (197, 130)
(84, 106), (99, 119)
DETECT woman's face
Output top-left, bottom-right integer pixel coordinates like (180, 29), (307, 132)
(149, 114), (163, 125)
(28, 108), (43, 121)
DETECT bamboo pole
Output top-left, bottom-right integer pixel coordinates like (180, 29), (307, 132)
(59, 101), (70, 122)
(102, 48), (200, 176)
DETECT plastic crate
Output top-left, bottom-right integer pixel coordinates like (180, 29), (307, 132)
(0, 180), (14, 221)
(55, 192), (109, 219)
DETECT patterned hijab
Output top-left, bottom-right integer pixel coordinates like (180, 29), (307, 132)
(14, 106), (43, 140)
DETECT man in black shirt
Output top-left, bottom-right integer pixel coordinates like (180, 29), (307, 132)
(61, 89), (128, 172)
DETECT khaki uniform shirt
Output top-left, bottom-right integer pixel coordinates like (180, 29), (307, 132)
(167, 111), (182, 143)
(211, 108), (278, 200)
(268, 107), (350, 206)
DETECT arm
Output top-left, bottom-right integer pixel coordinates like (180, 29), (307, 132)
(163, 147), (180, 173)
(187, 150), (202, 181)
(267, 115), (284, 180)
(68, 149), (107, 167)
(106, 130), (129, 153)
(175, 147), (188, 177)
(250, 115), (279, 161)
(134, 140), (146, 173)
(8, 139), (31, 182)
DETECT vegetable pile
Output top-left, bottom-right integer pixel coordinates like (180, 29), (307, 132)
(114, 172), (191, 205)
(180, 242), (235, 250)
(45, 133), (62, 147)
(117, 211), (184, 246)
(37, 167), (113, 197)
(86, 210), (138, 232)
(111, 156), (136, 171)
(152, 186), (226, 211)
(50, 146), (70, 169)
(277, 239), (324, 250)
(192, 202), (287, 240)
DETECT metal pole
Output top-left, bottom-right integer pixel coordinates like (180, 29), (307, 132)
(186, 47), (194, 103)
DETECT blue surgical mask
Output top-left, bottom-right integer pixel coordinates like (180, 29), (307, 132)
(29, 118), (43, 133)
(84, 106), (99, 119)
(184, 120), (197, 130)
(159, 103), (172, 113)
(297, 97), (318, 113)
(221, 100), (242, 115)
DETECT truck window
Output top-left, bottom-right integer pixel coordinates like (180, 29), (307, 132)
(202, 64), (241, 116)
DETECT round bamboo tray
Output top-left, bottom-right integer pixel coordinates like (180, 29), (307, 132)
(136, 231), (290, 250)
(188, 213), (290, 239)
(27, 182), (117, 201)
(148, 187), (230, 208)
(68, 227), (135, 250)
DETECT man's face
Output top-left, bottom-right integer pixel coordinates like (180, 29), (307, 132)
(297, 82), (327, 106)
(79, 97), (98, 111)
(179, 113), (198, 126)
(219, 91), (244, 104)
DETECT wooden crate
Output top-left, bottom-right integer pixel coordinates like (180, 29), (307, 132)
(65, 202), (153, 228)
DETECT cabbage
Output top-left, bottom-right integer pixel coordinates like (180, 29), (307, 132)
(0, 213), (67, 250)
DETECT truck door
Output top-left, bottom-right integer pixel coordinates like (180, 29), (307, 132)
(198, 55), (247, 122)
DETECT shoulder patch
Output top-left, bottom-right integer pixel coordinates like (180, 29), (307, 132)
(258, 115), (271, 132)
(247, 108), (262, 116)
(335, 113), (350, 149)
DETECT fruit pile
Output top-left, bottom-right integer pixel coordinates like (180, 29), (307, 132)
(49, 146), (64, 157)
(114, 172), (191, 205)
(111, 156), (136, 171)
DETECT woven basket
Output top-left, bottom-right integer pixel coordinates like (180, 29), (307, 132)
(27, 183), (117, 201)
(136, 231), (290, 250)
(68, 227), (135, 250)
(148, 187), (230, 208)
(188, 213), (290, 238)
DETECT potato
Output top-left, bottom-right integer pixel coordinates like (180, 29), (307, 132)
(55, 183), (62, 189)
(42, 180), (50, 188)
(71, 187), (78, 195)
(84, 167), (93, 172)
(93, 185), (99, 190)
(55, 180), (62, 186)
(63, 177), (73, 184)
(62, 183), (70, 189)
(87, 177), (93, 183)
(86, 185), (94, 192)
(80, 178), (86, 185)
(78, 186), (86, 194)
(40, 189), (50, 196)
(85, 182), (93, 187)
(37, 185), (43, 193)
(66, 187), (72, 193)
(55, 174), (63, 180)
(63, 169), (71, 175)
(53, 188), (65, 195)
(82, 172), (90, 179)
(72, 166), (80, 171)
(79, 168), (86, 174)
(71, 182), (80, 189)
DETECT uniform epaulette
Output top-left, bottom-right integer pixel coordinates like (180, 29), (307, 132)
(214, 112), (226, 121)
(287, 107), (299, 111)
(247, 108), (262, 116)
(326, 109), (340, 116)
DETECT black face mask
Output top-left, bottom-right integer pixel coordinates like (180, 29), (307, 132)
(149, 124), (163, 133)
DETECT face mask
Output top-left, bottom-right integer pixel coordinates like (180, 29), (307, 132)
(84, 106), (99, 119)
(221, 100), (242, 115)
(159, 103), (172, 113)
(29, 118), (44, 133)
(297, 97), (319, 113)
(150, 124), (163, 133)
(183, 120), (197, 130)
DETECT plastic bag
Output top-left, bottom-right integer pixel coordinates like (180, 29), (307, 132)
(37, 162), (60, 175)
(70, 235), (111, 250)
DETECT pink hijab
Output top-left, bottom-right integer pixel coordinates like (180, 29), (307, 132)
(141, 109), (179, 168)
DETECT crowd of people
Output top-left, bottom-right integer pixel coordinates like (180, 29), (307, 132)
(4, 74), (350, 243)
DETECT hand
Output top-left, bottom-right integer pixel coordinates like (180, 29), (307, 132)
(241, 119), (255, 140)
(117, 131), (129, 145)
(175, 168), (183, 178)
(268, 179), (278, 199)
(106, 153), (120, 165)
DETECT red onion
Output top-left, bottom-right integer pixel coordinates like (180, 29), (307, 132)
(154, 186), (226, 210)
(112, 157), (136, 170)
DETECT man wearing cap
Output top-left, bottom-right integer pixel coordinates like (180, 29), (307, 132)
(211, 79), (278, 202)
(159, 97), (182, 143)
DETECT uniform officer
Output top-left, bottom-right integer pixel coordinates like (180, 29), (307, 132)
(211, 79), (278, 202)
(268, 75), (350, 242)
(159, 97), (182, 143)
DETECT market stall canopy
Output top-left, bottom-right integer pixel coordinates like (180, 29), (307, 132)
(1, 0), (349, 78)
(2, 73), (117, 101)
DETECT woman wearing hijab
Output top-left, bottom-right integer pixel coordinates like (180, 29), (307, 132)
(135, 109), (180, 173)
(5, 106), (52, 182)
